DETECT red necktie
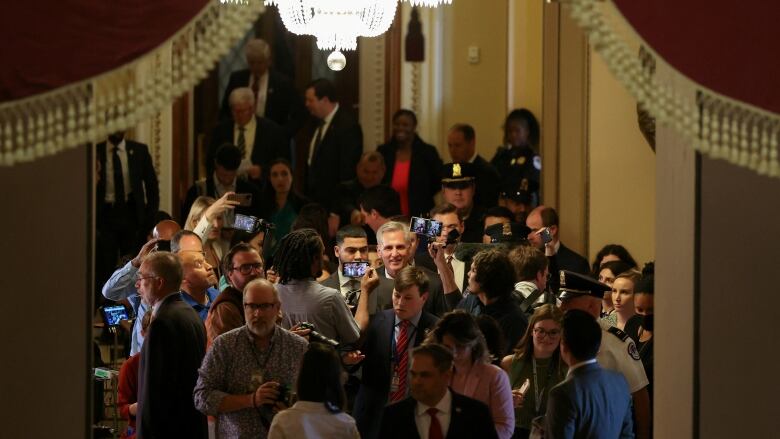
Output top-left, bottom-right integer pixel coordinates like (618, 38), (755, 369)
(390, 320), (410, 402)
(427, 407), (443, 439)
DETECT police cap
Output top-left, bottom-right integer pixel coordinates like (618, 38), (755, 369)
(557, 270), (611, 301)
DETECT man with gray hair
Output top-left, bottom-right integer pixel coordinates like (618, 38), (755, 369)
(136, 252), (208, 438)
(194, 279), (308, 438)
(373, 221), (458, 316)
(208, 86), (289, 181)
(219, 38), (302, 133)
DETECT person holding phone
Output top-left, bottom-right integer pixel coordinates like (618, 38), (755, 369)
(501, 305), (567, 439)
(258, 158), (310, 251)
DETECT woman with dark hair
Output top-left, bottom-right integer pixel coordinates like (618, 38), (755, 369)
(491, 109), (541, 204)
(258, 159), (309, 255)
(624, 264), (654, 400)
(591, 243), (638, 275)
(459, 248), (528, 355)
(597, 260), (634, 326)
(500, 305), (567, 439)
(426, 310), (515, 439)
(268, 343), (359, 438)
(377, 109), (443, 216)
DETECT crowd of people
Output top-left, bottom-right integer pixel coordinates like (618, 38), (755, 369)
(97, 38), (655, 439)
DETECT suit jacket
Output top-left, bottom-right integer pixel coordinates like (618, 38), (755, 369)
(378, 391), (499, 439)
(377, 135), (443, 217)
(136, 293), (208, 439)
(97, 140), (159, 226)
(414, 252), (471, 294)
(180, 175), (263, 222)
(375, 265), (460, 317)
(207, 115), (290, 179)
(461, 205), (487, 244)
(302, 106), (364, 210)
(334, 179), (368, 227)
(219, 68), (304, 134)
(545, 362), (634, 439)
(354, 308), (440, 439)
(548, 243), (591, 293)
(320, 271), (394, 316)
(472, 154), (501, 209)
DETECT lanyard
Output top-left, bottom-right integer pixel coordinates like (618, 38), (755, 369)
(247, 329), (276, 374)
(532, 357), (554, 415)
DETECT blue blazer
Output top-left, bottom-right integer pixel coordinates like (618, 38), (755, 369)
(545, 362), (634, 439)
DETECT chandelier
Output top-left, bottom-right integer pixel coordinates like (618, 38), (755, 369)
(267, 0), (450, 70)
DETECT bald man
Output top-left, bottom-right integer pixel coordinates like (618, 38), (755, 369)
(218, 38), (303, 134)
(102, 219), (182, 354)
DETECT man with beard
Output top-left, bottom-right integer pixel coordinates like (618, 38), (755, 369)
(194, 279), (308, 438)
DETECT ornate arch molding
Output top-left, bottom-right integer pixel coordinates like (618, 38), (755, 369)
(0, 0), (264, 166)
(565, 0), (780, 178)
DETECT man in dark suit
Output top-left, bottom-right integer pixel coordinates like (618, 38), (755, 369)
(526, 205), (591, 293)
(375, 221), (461, 317)
(321, 225), (393, 317)
(182, 144), (262, 222)
(219, 38), (303, 135)
(447, 124), (501, 209)
(348, 266), (440, 439)
(135, 252), (207, 439)
(545, 309), (634, 438)
(96, 131), (159, 287)
(334, 151), (386, 227)
(209, 87), (289, 183)
(379, 343), (498, 439)
(415, 203), (471, 296)
(301, 78), (363, 210)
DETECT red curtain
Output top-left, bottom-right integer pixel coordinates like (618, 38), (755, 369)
(613, 0), (780, 114)
(0, 0), (209, 102)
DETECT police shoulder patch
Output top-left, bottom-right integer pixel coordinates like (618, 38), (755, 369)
(627, 341), (641, 361)
(533, 155), (542, 170)
(607, 326), (630, 342)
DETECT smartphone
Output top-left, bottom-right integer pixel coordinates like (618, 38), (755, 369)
(155, 240), (171, 252)
(343, 261), (369, 278)
(426, 219), (443, 237)
(233, 213), (258, 233)
(102, 305), (130, 327)
(410, 217), (444, 238)
(539, 227), (553, 244)
(228, 193), (253, 207)
(518, 378), (531, 396)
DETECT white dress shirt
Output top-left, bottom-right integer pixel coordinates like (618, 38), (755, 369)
(415, 389), (452, 439)
(233, 116), (257, 175)
(308, 103), (339, 165)
(439, 252), (465, 293)
(104, 138), (131, 202)
(250, 72), (269, 117)
(268, 400), (360, 439)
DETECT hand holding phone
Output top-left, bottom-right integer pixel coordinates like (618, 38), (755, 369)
(228, 193), (253, 207)
(343, 261), (369, 278)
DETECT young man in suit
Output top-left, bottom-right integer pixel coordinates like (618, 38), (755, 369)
(545, 309), (634, 438)
(135, 252), (208, 438)
(415, 203), (471, 297)
(219, 38), (303, 134)
(302, 78), (363, 210)
(96, 131), (160, 286)
(209, 87), (289, 182)
(526, 205), (591, 293)
(348, 266), (439, 439)
(379, 343), (498, 439)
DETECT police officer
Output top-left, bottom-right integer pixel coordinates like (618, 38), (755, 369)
(440, 163), (486, 243)
(557, 270), (652, 439)
(490, 109), (541, 205)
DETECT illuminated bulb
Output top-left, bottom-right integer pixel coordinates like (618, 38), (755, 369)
(327, 51), (346, 71)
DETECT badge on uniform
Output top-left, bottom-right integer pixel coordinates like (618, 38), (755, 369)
(510, 158), (516, 166)
(533, 156), (542, 171)
(517, 156), (526, 165)
(627, 341), (641, 360)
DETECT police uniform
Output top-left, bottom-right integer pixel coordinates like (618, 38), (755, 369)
(441, 163), (484, 243)
(558, 270), (649, 394)
(490, 145), (540, 204)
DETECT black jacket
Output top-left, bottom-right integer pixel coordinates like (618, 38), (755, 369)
(97, 140), (159, 226)
(207, 115), (290, 179)
(471, 154), (501, 209)
(547, 242), (591, 293)
(377, 135), (443, 217)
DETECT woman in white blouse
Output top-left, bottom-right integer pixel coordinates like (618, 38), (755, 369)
(268, 343), (359, 439)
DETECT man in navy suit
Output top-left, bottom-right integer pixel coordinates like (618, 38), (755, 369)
(135, 252), (208, 438)
(378, 343), (498, 439)
(544, 309), (634, 439)
(526, 205), (591, 293)
(348, 266), (439, 439)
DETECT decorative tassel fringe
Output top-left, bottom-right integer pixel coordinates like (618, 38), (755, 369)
(567, 0), (780, 179)
(0, 0), (264, 166)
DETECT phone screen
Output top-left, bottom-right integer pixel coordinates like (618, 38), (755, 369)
(410, 217), (428, 235)
(233, 214), (257, 233)
(343, 261), (369, 278)
(426, 220), (443, 237)
(540, 227), (553, 244)
(102, 305), (129, 327)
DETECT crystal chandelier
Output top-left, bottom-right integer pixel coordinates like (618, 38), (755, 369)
(402, 0), (451, 6)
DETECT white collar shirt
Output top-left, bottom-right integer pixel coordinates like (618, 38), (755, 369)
(415, 389), (452, 439)
(233, 116), (257, 175)
(308, 103), (339, 165)
(250, 72), (269, 117)
(104, 138), (131, 202)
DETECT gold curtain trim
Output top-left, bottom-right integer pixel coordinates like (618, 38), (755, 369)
(0, 0), (264, 166)
(565, 0), (780, 177)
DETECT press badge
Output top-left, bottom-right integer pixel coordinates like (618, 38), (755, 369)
(390, 370), (400, 393)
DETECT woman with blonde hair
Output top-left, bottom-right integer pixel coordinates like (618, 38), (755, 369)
(425, 310), (515, 439)
(501, 304), (567, 439)
(611, 269), (642, 330)
(185, 194), (236, 278)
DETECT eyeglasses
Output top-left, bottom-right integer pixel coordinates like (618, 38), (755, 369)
(243, 302), (277, 312)
(135, 273), (160, 283)
(231, 263), (263, 275)
(533, 328), (561, 338)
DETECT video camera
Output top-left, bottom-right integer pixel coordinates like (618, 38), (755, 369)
(297, 322), (340, 348)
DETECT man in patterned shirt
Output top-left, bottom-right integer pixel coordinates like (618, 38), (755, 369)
(194, 279), (308, 438)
